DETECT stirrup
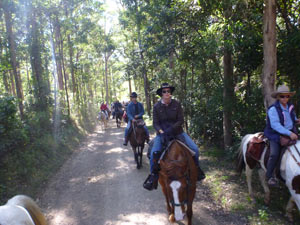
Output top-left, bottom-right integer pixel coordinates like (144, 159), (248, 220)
(143, 174), (158, 191)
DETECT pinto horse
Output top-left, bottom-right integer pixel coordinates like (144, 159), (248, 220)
(115, 110), (123, 128)
(129, 119), (146, 169)
(159, 140), (197, 225)
(0, 195), (47, 225)
(237, 132), (300, 221)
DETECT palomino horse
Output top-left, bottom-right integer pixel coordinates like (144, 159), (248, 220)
(129, 119), (146, 169)
(98, 111), (108, 129)
(237, 132), (300, 221)
(159, 140), (197, 225)
(0, 195), (47, 225)
(115, 110), (123, 128)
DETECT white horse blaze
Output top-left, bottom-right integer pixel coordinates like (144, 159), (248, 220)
(170, 181), (185, 221)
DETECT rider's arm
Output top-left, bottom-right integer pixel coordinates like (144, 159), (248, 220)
(268, 106), (291, 136)
(153, 104), (162, 133)
(171, 101), (184, 131)
(127, 104), (134, 121)
(137, 103), (145, 118)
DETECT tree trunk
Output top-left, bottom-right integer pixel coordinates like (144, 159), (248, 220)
(3, 4), (24, 119)
(262, 0), (277, 109)
(105, 52), (109, 104)
(223, 4), (234, 149)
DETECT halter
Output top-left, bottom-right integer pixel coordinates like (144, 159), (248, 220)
(166, 143), (193, 208)
(287, 145), (300, 167)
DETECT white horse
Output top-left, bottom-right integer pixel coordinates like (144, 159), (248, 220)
(0, 195), (47, 225)
(237, 132), (300, 221)
(98, 111), (108, 129)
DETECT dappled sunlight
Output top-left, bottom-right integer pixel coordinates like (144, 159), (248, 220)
(104, 141), (114, 146)
(115, 158), (131, 171)
(87, 172), (115, 184)
(105, 147), (124, 154)
(105, 212), (169, 225)
(49, 208), (77, 225)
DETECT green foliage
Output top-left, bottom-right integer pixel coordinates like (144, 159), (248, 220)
(0, 96), (28, 155)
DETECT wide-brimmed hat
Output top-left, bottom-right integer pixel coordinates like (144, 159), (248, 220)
(130, 92), (138, 98)
(271, 85), (295, 98)
(156, 83), (175, 97)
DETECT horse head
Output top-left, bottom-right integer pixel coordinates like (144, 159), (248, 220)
(131, 119), (146, 146)
(159, 141), (197, 223)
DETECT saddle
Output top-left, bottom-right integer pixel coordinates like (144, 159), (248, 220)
(247, 133), (266, 161)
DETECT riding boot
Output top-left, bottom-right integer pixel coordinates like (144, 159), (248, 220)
(143, 152), (161, 191)
(123, 136), (129, 146)
(193, 156), (206, 181)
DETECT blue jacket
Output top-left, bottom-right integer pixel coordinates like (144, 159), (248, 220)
(126, 102), (144, 121)
(264, 100), (297, 142)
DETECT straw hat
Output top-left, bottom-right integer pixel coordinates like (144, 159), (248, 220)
(271, 85), (295, 98)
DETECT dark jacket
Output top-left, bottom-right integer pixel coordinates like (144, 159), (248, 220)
(264, 100), (297, 143)
(153, 99), (184, 135)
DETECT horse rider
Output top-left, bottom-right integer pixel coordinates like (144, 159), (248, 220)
(100, 102), (109, 119)
(264, 85), (299, 187)
(123, 92), (150, 146)
(143, 83), (206, 191)
(114, 100), (123, 114)
(111, 102), (115, 119)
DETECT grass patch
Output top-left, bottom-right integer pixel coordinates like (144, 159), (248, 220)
(200, 145), (300, 224)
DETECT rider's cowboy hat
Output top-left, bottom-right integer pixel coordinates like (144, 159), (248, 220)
(156, 83), (175, 97)
(130, 92), (138, 98)
(271, 85), (295, 98)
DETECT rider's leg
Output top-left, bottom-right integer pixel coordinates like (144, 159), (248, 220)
(266, 140), (281, 186)
(123, 120), (131, 146)
(143, 135), (162, 190)
(144, 125), (150, 143)
(181, 132), (206, 181)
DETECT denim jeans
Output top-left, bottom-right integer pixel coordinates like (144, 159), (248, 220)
(149, 132), (200, 172)
(124, 120), (149, 138)
(266, 140), (282, 179)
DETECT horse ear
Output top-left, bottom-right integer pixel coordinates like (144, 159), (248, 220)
(292, 175), (300, 194)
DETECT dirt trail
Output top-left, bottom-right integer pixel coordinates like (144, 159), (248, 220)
(40, 121), (247, 225)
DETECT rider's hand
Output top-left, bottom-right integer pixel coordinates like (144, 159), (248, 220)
(290, 132), (298, 140)
(132, 119), (136, 122)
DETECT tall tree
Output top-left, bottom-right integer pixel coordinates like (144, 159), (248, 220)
(262, 0), (276, 109)
(2, 1), (24, 119)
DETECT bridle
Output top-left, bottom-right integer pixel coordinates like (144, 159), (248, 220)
(166, 145), (193, 207)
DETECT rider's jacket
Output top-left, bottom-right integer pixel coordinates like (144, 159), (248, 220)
(100, 104), (108, 111)
(153, 99), (184, 136)
(126, 102), (144, 121)
(114, 102), (123, 112)
(264, 100), (297, 143)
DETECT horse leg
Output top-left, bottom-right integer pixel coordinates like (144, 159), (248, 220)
(159, 179), (174, 221)
(245, 165), (254, 200)
(286, 196), (295, 222)
(132, 147), (138, 163)
(258, 168), (270, 205)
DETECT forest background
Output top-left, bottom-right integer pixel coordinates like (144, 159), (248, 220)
(0, 0), (299, 217)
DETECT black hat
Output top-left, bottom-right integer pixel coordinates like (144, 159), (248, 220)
(130, 92), (138, 98)
(156, 83), (175, 97)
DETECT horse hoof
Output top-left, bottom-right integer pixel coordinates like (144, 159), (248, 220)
(169, 214), (175, 223)
(137, 164), (141, 169)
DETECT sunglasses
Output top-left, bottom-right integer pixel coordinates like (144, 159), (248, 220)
(162, 90), (171, 94)
(279, 95), (290, 99)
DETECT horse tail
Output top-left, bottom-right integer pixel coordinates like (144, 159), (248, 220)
(7, 195), (47, 225)
(236, 134), (251, 174)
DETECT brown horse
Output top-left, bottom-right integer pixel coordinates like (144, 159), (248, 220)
(159, 140), (197, 225)
(129, 119), (146, 169)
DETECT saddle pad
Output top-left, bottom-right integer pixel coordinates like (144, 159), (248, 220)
(247, 135), (266, 161)
(159, 140), (195, 162)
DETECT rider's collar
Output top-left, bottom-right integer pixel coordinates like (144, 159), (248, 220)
(161, 99), (172, 106)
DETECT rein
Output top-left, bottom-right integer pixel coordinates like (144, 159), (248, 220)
(287, 145), (300, 167)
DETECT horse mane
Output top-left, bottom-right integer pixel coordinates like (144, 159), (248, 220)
(162, 141), (196, 181)
(7, 195), (47, 225)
